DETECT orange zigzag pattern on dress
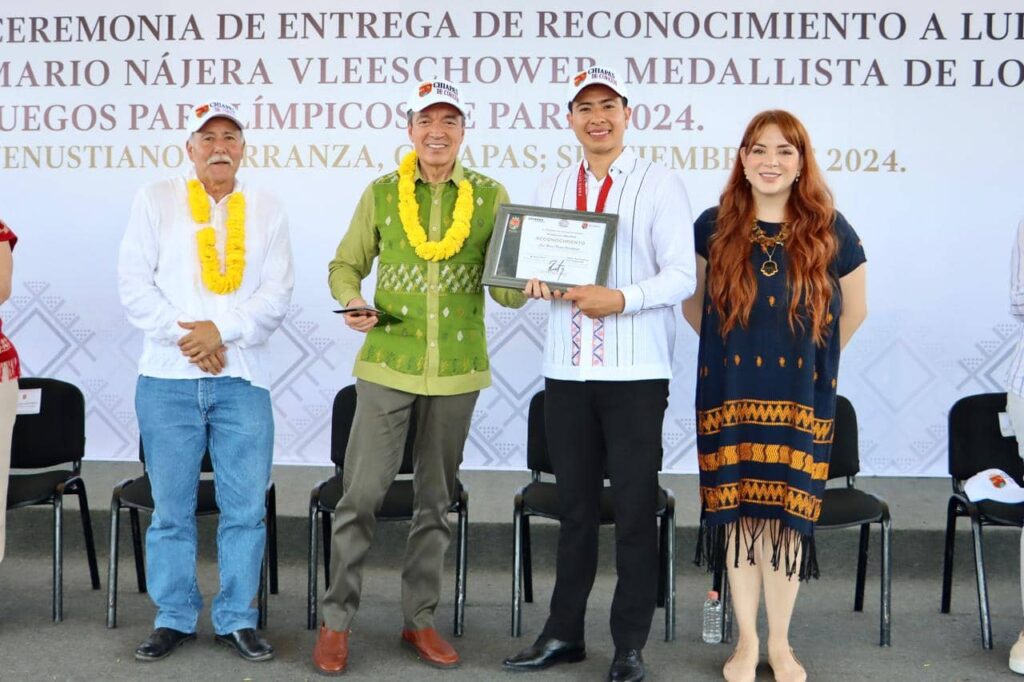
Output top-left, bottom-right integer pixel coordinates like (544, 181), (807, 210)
(697, 399), (833, 443)
(698, 443), (829, 481)
(700, 480), (822, 522)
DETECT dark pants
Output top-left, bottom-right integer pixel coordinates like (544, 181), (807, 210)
(540, 377), (669, 649)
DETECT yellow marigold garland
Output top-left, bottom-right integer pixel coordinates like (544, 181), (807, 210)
(188, 179), (246, 294)
(397, 151), (474, 262)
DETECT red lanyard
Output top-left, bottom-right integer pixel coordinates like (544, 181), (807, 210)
(576, 164), (613, 213)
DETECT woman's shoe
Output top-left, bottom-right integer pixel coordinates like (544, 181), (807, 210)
(1010, 631), (1024, 674)
(767, 646), (806, 682)
(723, 643), (759, 682)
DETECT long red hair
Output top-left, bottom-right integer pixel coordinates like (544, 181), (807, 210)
(707, 110), (837, 345)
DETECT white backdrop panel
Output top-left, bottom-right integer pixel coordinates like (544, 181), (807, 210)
(1, 1), (1022, 473)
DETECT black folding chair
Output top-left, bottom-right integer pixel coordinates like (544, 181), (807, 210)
(105, 442), (277, 628)
(716, 395), (892, 646)
(6, 377), (100, 622)
(940, 392), (1023, 649)
(510, 390), (677, 641)
(306, 385), (469, 635)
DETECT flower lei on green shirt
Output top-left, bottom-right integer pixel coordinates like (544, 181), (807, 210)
(397, 151), (474, 262)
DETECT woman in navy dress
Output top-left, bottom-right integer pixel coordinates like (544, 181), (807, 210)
(683, 110), (867, 682)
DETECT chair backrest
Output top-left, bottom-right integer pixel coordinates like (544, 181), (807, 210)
(138, 438), (214, 473)
(10, 377), (85, 469)
(331, 385), (416, 474)
(526, 391), (551, 474)
(526, 390), (608, 477)
(828, 395), (859, 480)
(948, 392), (1023, 485)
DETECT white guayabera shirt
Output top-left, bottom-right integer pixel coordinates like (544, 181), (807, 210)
(118, 175), (294, 390)
(534, 147), (697, 382)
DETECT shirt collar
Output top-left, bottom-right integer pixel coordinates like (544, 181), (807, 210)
(413, 159), (465, 186)
(583, 146), (634, 180)
(187, 171), (244, 201)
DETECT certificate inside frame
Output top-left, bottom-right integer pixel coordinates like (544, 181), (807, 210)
(482, 203), (618, 291)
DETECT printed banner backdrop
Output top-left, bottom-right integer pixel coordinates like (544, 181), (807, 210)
(1, 1), (1022, 473)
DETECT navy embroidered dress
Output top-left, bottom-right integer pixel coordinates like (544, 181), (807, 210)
(694, 207), (866, 579)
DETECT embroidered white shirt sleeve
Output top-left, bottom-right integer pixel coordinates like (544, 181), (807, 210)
(619, 170), (696, 315)
(118, 184), (190, 345)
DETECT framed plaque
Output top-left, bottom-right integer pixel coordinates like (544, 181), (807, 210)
(482, 203), (618, 291)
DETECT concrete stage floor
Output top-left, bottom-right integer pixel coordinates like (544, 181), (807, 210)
(0, 463), (1021, 680)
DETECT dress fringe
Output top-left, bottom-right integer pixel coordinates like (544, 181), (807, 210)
(695, 517), (820, 582)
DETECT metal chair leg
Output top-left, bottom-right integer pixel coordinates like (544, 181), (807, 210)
(454, 492), (468, 637)
(880, 514), (892, 647)
(968, 510), (993, 649)
(512, 500), (524, 637)
(657, 512), (668, 608)
(106, 497), (121, 628)
(664, 501), (676, 643)
(941, 495), (959, 613)
(854, 523), (869, 612)
(75, 482), (101, 589)
(257, 546), (268, 629)
(53, 495), (64, 623)
(308, 499), (320, 630)
(129, 508), (146, 593)
(719, 566), (733, 644)
(267, 484), (279, 595)
(522, 515), (533, 604)
(322, 513), (333, 590)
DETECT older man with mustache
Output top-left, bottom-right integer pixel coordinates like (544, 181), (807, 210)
(118, 100), (294, 664)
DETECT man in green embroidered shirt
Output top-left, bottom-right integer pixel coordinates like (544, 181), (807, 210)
(313, 79), (525, 675)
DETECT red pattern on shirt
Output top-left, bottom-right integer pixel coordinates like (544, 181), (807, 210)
(0, 218), (20, 381)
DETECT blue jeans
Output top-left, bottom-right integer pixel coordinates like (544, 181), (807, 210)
(135, 376), (273, 634)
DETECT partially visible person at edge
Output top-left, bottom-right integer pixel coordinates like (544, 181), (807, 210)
(1003, 215), (1024, 676)
(503, 65), (696, 682)
(311, 79), (526, 676)
(0, 217), (20, 565)
(118, 100), (294, 664)
(682, 109), (867, 682)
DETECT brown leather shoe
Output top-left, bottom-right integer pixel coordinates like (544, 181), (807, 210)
(312, 625), (349, 676)
(400, 627), (460, 669)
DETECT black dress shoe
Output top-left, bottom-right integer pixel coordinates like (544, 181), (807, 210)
(608, 648), (645, 682)
(134, 627), (196, 662)
(214, 628), (275, 662)
(503, 635), (586, 671)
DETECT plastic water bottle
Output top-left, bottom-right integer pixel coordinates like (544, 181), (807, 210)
(702, 590), (723, 643)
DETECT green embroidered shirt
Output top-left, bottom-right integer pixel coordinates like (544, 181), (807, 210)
(329, 161), (526, 396)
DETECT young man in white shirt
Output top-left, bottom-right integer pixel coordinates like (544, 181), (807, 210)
(118, 100), (294, 664)
(504, 66), (696, 682)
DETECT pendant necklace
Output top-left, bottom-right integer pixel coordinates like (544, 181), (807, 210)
(750, 219), (790, 278)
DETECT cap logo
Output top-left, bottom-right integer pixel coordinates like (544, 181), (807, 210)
(991, 473), (1008, 488)
(418, 83), (433, 97)
(590, 67), (617, 84)
(195, 104), (210, 118)
(573, 72), (588, 87)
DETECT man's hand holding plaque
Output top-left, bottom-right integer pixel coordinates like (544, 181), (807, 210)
(482, 203), (618, 293)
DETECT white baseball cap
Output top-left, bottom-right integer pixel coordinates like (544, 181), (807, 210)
(187, 101), (244, 136)
(407, 79), (467, 117)
(566, 65), (629, 105)
(964, 468), (1024, 504)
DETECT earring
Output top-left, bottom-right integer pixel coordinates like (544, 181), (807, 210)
(795, 173), (801, 183)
